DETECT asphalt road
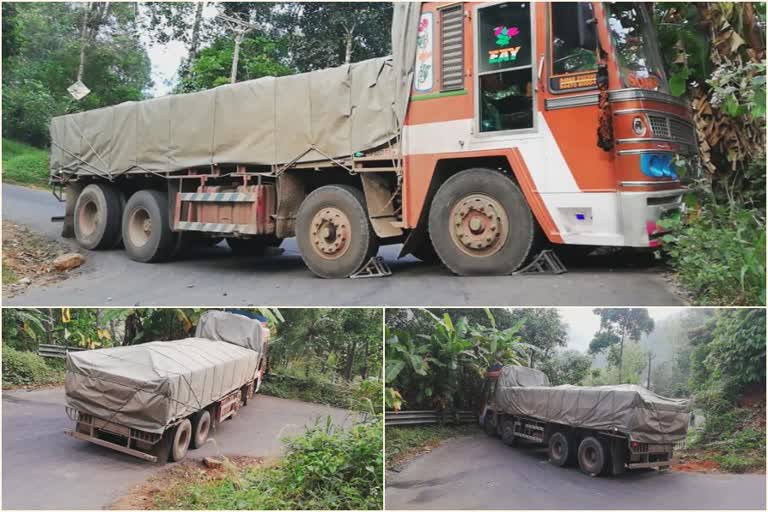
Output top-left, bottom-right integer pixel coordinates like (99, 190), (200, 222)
(2, 387), (356, 510)
(3, 184), (685, 306)
(385, 434), (766, 510)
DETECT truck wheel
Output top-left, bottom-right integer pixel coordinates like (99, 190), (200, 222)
(548, 432), (571, 467)
(170, 419), (192, 462)
(227, 236), (280, 256)
(122, 190), (175, 263)
(578, 436), (606, 477)
(296, 185), (378, 278)
(190, 410), (211, 449)
(483, 412), (498, 437)
(74, 183), (123, 250)
(500, 417), (517, 446)
(428, 169), (534, 275)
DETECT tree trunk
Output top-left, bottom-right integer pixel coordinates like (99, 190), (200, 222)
(343, 340), (357, 381)
(189, 2), (204, 58)
(646, 351), (653, 389)
(343, 27), (354, 64)
(230, 32), (243, 83)
(618, 331), (625, 383)
(77, 3), (90, 82)
(361, 338), (370, 379)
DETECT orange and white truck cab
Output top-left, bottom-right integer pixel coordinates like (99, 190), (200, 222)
(400, 1), (693, 256)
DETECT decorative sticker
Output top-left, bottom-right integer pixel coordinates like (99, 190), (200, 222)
(414, 13), (434, 92)
(488, 25), (521, 65)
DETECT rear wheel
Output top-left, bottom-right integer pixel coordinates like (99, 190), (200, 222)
(578, 436), (606, 477)
(122, 190), (175, 263)
(428, 169), (535, 275)
(170, 419), (192, 462)
(74, 183), (123, 250)
(296, 185), (378, 278)
(227, 235), (280, 256)
(190, 410), (211, 449)
(548, 432), (571, 467)
(500, 417), (517, 446)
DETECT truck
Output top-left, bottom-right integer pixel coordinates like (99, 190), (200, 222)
(50, 2), (695, 278)
(64, 311), (269, 463)
(479, 365), (691, 476)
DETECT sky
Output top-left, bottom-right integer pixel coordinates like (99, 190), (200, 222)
(559, 308), (687, 353)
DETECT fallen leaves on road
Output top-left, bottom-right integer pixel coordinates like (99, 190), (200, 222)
(2, 220), (83, 297)
(108, 455), (267, 510)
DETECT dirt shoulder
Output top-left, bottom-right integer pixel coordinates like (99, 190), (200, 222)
(2, 220), (83, 297)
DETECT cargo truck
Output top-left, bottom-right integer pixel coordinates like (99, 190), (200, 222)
(479, 366), (691, 476)
(64, 311), (269, 463)
(50, 2), (694, 278)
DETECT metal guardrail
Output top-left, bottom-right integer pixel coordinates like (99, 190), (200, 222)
(385, 409), (476, 426)
(38, 344), (86, 359)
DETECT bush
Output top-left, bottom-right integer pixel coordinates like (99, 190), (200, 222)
(261, 373), (382, 412)
(156, 417), (383, 510)
(2, 345), (66, 387)
(2, 138), (49, 186)
(660, 205), (765, 305)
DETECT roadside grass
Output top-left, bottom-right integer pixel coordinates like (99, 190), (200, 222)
(1, 345), (66, 388)
(2, 138), (49, 187)
(386, 423), (480, 470)
(2, 262), (19, 285)
(154, 417), (383, 510)
(261, 371), (383, 412)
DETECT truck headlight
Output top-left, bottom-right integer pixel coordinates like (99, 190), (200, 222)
(632, 116), (646, 136)
(640, 153), (677, 179)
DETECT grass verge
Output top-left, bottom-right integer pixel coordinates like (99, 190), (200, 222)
(261, 373), (383, 412)
(152, 417), (383, 510)
(2, 138), (49, 187)
(386, 423), (479, 470)
(1, 345), (66, 388)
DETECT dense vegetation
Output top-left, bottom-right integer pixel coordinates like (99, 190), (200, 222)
(2, 138), (49, 187)
(385, 423), (477, 470)
(155, 416), (383, 510)
(2, 308), (382, 411)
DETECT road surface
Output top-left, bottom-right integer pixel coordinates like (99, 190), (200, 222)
(3, 184), (685, 306)
(2, 387), (357, 510)
(385, 434), (766, 510)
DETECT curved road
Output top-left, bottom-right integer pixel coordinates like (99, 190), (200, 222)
(385, 434), (766, 510)
(2, 387), (356, 510)
(3, 184), (684, 306)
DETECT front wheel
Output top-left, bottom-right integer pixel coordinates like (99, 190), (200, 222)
(122, 190), (175, 263)
(428, 169), (535, 275)
(296, 185), (378, 278)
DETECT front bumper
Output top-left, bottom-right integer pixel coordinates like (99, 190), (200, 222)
(619, 188), (684, 247)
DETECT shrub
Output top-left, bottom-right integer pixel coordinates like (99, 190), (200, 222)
(2, 345), (66, 386)
(660, 204), (766, 305)
(1, 138), (49, 186)
(261, 373), (381, 412)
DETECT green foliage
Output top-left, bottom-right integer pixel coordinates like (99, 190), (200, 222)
(385, 423), (478, 469)
(386, 309), (535, 411)
(2, 345), (66, 387)
(538, 349), (592, 386)
(261, 373), (382, 413)
(589, 309), (654, 383)
(660, 205), (766, 305)
(156, 417), (383, 510)
(2, 138), (49, 186)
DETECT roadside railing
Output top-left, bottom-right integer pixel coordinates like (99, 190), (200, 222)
(38, 344), (86, 359)
(385, 409), (476, 426)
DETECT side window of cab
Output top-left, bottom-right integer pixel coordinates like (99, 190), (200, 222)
(549, 2), (599, 92)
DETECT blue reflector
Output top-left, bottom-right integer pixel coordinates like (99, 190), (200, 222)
(640, 153), (677, 179)
(576, 214), (585, 220)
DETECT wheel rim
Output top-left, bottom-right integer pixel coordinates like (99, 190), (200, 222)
(128, 208), (152, 248)
(199, 416), (210, 441)
(309, 207), (351, 260)
(79, 199), (100, 237)
(553, 440), (563, 458)
(584, 446), (597, 466)
(449, 193), (509, 257)
(177, 425), (190, 454)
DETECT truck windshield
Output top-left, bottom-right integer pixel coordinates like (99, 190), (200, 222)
(605, 2), (668, 92)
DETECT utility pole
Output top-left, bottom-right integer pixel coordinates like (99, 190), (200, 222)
(216, 13), (258, 84)
(646, 351), (655, 389)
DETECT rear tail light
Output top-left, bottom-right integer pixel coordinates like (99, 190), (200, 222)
(630, 441), (641, 450)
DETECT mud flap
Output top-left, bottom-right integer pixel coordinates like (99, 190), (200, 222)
(610, 437), (627, 475)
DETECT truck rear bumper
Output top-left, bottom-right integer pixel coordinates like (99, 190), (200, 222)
(627, 460), (672, 470)
(65, 430), (158, 462)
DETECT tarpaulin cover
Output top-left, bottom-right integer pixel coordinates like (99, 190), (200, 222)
(195, 310), (267, 353)
(495, 366), (692, 444)
(65, 336), (261, 434)
(49, 3), (421, 178)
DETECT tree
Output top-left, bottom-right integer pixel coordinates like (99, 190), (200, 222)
(590, 309), (654, 383)
(539, 349), (592, 386)
(509, 309), (567, 367)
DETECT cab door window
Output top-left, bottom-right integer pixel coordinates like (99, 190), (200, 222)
(477, 2), (533, 132)
(549, 2), (599, 92)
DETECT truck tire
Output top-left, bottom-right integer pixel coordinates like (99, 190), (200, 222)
(227, 235), (280, 256)
(578, 436), (607, 477)
(483, 412), (498, 437)
(190, 410), (211, 449)
(428, 169), (535, 275)
(296, 185), (378, 278)
(170, 419), (192, 462)
(500, 417), (517, 446)
(74, 183), (123, 250)
(122, 190), (175, 263)
(548, 432), (571, 467)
